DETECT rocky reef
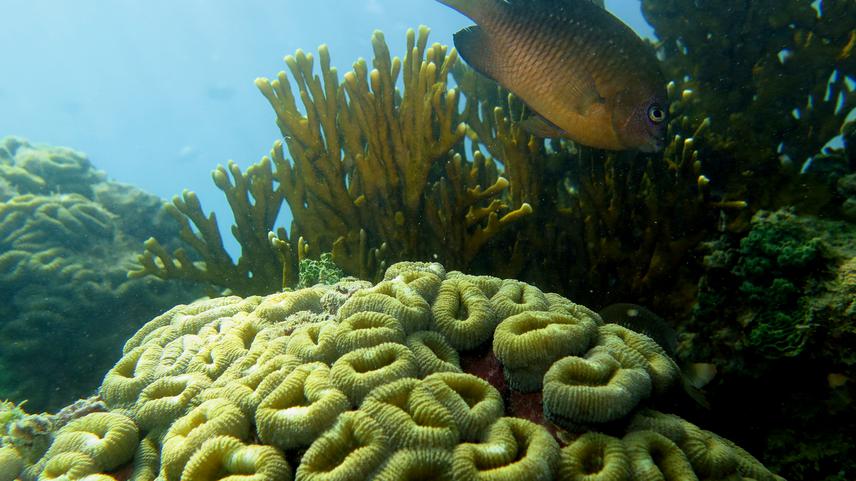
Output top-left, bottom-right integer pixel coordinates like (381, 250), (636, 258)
(683, 209), (856, 479)
(0, 262), (785, 481)
(0, 137), (203, 411)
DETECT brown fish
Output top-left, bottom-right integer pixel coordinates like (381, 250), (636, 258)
(437, 0), (668, 152)
(599, 303), (678, 355)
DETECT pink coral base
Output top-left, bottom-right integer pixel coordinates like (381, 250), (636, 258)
(460, 349), (562, 442)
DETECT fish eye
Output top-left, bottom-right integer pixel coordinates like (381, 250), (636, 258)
(648, 105), (665, 123)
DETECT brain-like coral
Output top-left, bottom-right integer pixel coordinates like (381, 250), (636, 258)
(2, 262), (784, 480)
(0, 137), (203, 411)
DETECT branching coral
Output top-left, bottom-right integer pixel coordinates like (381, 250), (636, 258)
(132, 27), (531, 295)
(642, 0), (856, 210)
(133, 25), (734, 324)
(256, 27), (531, 275)
(11, 262), (785, 481)
(454, 66), (731, 310)
(128, 160), (293, 296)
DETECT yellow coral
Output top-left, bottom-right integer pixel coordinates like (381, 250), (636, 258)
(184, 334), (247, 380)
(361, 378), (459, 449)
(623, 430), (697, 481)
(371, 448), (453, 481)
(99, 346), (160, 408)
(418, 372), (504, 442)
(127, 434), (159, 481)
(198, 354), (300, 418)
(26, 262), (785, 480)
(39, 452), (98, 481)
(253, 288), (325, 324)
(286, 323), (338, 364)
(493, 310), (598, 392)
(596, 324), (679, 395)
(180, 435), (291, 481)
(330, 342), (418, 405)
(334, 311), (406, 354)
(134, 373), (211, 431)
(405, 330), (462, 376)
(627, 409), (690, 444)
(558, 432), (631, 481)
(161, 399), (250, 481)
(44, 412), (138, 472)
(447, 272), (503, 298)
(295, 410), (388, 481)
(542, 350), (652, 427)
(678, 425), (738, 479)
(431, 277), (497, 351)
(452, 417), (559, 481)
(490, 279), (549, 320)
(0, 446), (23, 481)
(255, 363), (349, 450)
(382, 262), (445, 303)
(338, 280), (431, 333)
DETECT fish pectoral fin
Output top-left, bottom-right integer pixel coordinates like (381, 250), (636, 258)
(518, 115), (567, 138)
(453, 25), (510, 79)
(568, 75), (606, 115)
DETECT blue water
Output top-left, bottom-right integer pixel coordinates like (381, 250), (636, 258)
(0, 0), (653, 255)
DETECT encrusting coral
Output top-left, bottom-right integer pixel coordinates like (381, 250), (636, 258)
(1, 262), (786, 481)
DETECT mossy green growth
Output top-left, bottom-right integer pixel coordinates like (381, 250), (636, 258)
(297, 253), (345, 289)
(730, 212), (826, 357)
(0, 400), (26, 437)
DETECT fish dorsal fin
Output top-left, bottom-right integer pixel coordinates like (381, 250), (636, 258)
(505, 0), (605, 13)
(518, 115), (567, 138)
(452, 25), (512, 80)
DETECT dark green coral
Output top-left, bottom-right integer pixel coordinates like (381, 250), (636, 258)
(696, 210), (828, 360)
(729, 212), (826, 357)
(688, 209), (855, 481)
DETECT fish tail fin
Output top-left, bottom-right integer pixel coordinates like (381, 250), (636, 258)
(435, 0), (494, 21)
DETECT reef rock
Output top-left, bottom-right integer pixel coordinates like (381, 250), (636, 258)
(0, 137), (203, 411)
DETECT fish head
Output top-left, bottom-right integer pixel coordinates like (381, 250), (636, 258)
(611, 88), (669, 152)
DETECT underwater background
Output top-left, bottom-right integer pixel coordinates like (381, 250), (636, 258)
(0, 0), (653, 250)
(1, 1), (854, 481)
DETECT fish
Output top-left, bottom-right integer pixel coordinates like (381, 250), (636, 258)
(599, 303), (679, 356)
(599, 303), (717, 408)
(436, 0), (668, 152)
